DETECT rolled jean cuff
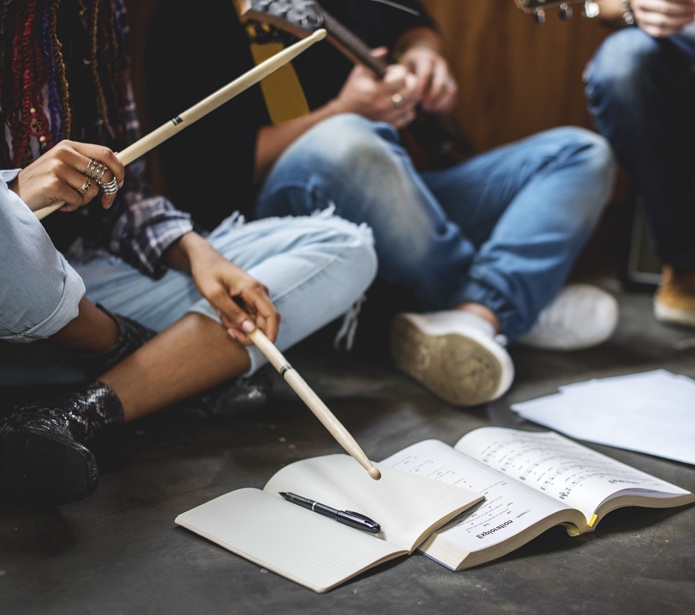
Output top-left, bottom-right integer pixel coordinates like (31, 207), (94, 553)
(1, 255), (85, 342)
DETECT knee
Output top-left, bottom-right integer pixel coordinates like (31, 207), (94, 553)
(288, 114), (396, 174)
(576, 127), (616, 178)
(574, 128), (617, 212)
(298, 213), (378, 290)
(551, 126), (616, 174)
(545, 126), (617, 221)
(585, 29), (659, 106)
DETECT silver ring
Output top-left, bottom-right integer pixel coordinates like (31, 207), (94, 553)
(391, 92), (405, 109)
(86, 159), (107, 181)
(99, 177), (119, 195)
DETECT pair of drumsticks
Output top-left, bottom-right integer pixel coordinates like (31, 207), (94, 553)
(33, 30), (381, 481)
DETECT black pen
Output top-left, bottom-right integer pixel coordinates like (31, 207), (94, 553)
(279, 492), (381, 534)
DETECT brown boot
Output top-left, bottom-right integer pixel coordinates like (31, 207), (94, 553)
(654, 266), (695, 327)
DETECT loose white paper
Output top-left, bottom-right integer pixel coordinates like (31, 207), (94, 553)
(511, 370), (695, 465)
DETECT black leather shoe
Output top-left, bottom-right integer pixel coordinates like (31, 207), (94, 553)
(180, 369), (273, 419)
(0, 381), (124, 505)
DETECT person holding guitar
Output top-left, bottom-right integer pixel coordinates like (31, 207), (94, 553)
(148, 0), (619, 407)
(585, 0), (695, 328)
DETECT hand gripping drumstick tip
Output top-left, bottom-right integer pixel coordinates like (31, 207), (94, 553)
(249, 328), (381, 480)
(34, 28), (328, 220)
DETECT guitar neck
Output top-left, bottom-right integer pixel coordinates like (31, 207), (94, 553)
(318, 9), (388, 78)
(238, 0), (389, 78)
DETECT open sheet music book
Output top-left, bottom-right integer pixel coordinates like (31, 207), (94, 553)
(381, 427), (695, 571)
(175, 454), (483, 593)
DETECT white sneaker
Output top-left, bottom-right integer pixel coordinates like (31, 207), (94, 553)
(390, 311), (514, 407)
(516, 284), (619, 351)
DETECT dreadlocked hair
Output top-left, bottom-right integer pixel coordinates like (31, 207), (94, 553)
(0, 0), (131, 168)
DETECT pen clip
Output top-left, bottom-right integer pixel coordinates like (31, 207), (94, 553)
(342, 510), (381, 533)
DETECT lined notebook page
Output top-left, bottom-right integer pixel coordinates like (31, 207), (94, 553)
(175, 488), (402, 593)
(263, 454), (483, 550)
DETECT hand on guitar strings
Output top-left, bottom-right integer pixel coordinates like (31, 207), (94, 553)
(333, 47), (419, 128)
(396, 43), (458, 115)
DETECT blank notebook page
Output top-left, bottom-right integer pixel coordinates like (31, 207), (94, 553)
(175, 488), (402, 593)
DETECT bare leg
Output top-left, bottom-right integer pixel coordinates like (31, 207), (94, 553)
(99, 313), (250, 422)
(49, 297), (119, 352)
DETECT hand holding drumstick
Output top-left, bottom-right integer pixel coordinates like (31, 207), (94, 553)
(27, 29), (381, 480)
(33, 29), (328, 220)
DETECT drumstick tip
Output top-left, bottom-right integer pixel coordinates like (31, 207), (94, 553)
(368, 465), (382, 480)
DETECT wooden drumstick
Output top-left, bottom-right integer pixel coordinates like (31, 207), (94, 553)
(249, 328), (381, 481)
(34, 28), (327, 220)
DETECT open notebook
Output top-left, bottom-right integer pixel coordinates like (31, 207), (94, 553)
(175, 454), (483, 592)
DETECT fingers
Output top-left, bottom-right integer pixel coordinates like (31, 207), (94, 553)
(633, 0), (695, 35)
(19, 140), (125, 213)
(409, 56), (457, 113)
(213, 281), (280, 346)
(383, 66), (419, 126)
(386, 45), (457, 119)
(70, 142), (124, 209)
(422, 64), (458, 114)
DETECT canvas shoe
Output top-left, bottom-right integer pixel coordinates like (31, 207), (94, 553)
(516, 284), (618, 351)
(654, 266), (695, 328)
(390, 311), (514, 407)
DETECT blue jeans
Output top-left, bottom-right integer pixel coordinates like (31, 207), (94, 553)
(256, 115), (615, 340)
(584, 26), (695, 270)
(0, 191), (376, 384)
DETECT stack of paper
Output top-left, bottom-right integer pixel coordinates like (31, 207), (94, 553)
(511, 370), (695, 465)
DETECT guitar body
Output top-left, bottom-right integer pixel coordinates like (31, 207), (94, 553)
(236, 0), (471, 170)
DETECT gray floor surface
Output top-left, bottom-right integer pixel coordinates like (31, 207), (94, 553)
(1, 281), (694, 615)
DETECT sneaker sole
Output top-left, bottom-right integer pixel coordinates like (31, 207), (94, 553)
(390, 315), (513, 407)
(0, 429), (98, 505)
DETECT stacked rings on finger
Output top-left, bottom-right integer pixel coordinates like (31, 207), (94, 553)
(86, 158), (119, 195)
(100, 178), (119, 195)
(77, 176), (91, 195)
(86, 159), (108, 182)
(391, 92), (405, 109)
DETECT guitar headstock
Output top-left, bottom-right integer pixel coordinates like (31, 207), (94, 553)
(512, 0), (599, 23)
(235, 0), (324, 40)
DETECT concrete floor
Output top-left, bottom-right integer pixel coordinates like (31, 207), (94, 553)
(1, 280), (694, 614)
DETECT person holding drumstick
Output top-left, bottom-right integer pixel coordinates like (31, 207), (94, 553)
(148, 0), (620, 408)
(0, 0), (376, 505)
